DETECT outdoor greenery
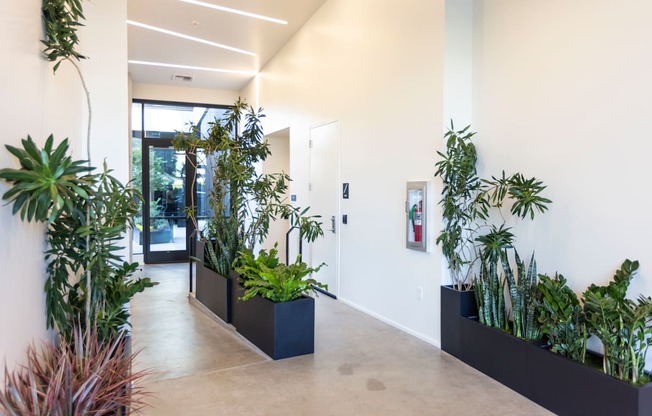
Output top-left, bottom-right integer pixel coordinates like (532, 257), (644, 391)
(0, 327), (149, 415)
(173, 98), (323, 276)
(235, 244), (327, 303)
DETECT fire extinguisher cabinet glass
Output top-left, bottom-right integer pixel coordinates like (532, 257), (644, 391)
(406, 181), (427, 252)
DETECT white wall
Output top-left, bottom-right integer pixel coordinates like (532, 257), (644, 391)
(132, 83), (239, 106)
(471, 0), (652, 299)
(0, 0), (129, 380)
(242, 0), (445, 345)
(262, 129), (291, 263)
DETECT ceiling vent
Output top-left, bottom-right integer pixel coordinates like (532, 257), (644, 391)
(172, 74), (193, 83)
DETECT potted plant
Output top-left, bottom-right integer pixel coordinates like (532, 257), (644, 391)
(233, 245), (326, 359)
(1, 1), (153, 412)
(0, 327), (150, 414)
(434, 122), (551, 357)
(173, 99), (323, 325)
(529, 260), (652, 415)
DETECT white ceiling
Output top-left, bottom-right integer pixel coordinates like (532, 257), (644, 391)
(127, 0), (328, 91)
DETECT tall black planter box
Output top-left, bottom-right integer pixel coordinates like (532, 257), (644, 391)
(234, 294), (315, 360)
(459, 317), (530, 397)
(440, 285), (477, 359)
(230, 271), (246, 330)
(195, 241), (232, 323)
(528, 345), (652, 416)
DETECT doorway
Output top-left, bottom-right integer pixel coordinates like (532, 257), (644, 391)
(140, 139), (194, 263)
(131, 101), (230, 263)
(309, 121), (340, 297)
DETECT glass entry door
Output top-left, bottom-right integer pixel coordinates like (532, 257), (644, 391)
(141, 139), (194, 263)
(131, 100), (230, 264)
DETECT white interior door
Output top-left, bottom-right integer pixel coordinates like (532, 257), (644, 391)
(309, 122), (340, 297)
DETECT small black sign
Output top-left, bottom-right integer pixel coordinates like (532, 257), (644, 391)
(342, 183), (349, 199)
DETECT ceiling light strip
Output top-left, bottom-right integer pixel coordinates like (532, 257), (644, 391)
(128, 60), (257, 76)
(179, 0), (287, 25)
(127, 20), (256, 56)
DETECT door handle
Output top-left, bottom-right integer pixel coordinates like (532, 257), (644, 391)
(329, 215), (336, 234)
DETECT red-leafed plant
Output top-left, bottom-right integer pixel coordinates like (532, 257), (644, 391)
(0, 327), (150, 415)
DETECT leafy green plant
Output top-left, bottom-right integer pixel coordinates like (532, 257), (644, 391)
(235, 243), (281, 281)
(434, 124), (483, 289)
(235, 246), (327, 302)
(537, 273), (587, 362)
(0, 327), (150, 415)
(42, 0), (86, 72)
(434, 123), (552, 290)
(0, 135), (92, 223)
(583, 259), (652, 384)
(174, 98), (323, 276)
(0, 139), (154, 339)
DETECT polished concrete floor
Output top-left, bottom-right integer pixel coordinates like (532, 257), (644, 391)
(131, 263), (553, 415)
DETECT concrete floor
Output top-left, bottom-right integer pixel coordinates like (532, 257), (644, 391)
(131, 263), (553, 416)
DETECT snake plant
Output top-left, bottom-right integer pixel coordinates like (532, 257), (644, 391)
(502, 250), (541, 340)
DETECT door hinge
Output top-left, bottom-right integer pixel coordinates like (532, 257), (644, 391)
(309, 183), (312, 191)
(309, 139), (313, 148)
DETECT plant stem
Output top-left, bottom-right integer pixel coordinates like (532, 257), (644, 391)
(67, 58), (92, 165)
(67, 57), (93, 336)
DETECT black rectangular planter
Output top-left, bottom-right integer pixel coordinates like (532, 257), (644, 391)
(195, 241), (232, 323)
(234, 294), (315, 360)
(440, 285), (477, 359)
(230, 271), (246, 330)
(528, 345), (652, 416)
(442, 284), (652, 416)
(459, 317), (530, 397)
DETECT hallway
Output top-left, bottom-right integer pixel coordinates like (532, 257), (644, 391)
(131, 263), (552, 415)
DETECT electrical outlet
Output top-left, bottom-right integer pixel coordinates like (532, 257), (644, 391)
(417, 287), (423, 300)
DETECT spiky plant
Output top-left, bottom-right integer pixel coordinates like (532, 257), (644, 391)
(0, 328), (150, 415)
(502, 250), (541, 340)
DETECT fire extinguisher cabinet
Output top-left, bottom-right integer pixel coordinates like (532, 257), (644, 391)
(406, 181), (427, 252)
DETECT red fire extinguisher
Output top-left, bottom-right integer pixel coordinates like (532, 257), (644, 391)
(414, 200), (422, 243)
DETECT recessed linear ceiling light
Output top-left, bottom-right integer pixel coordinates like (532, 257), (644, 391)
(127, 20), (255, 56)
(128, 60), (257, 76)
(179, 0), (287, 25)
